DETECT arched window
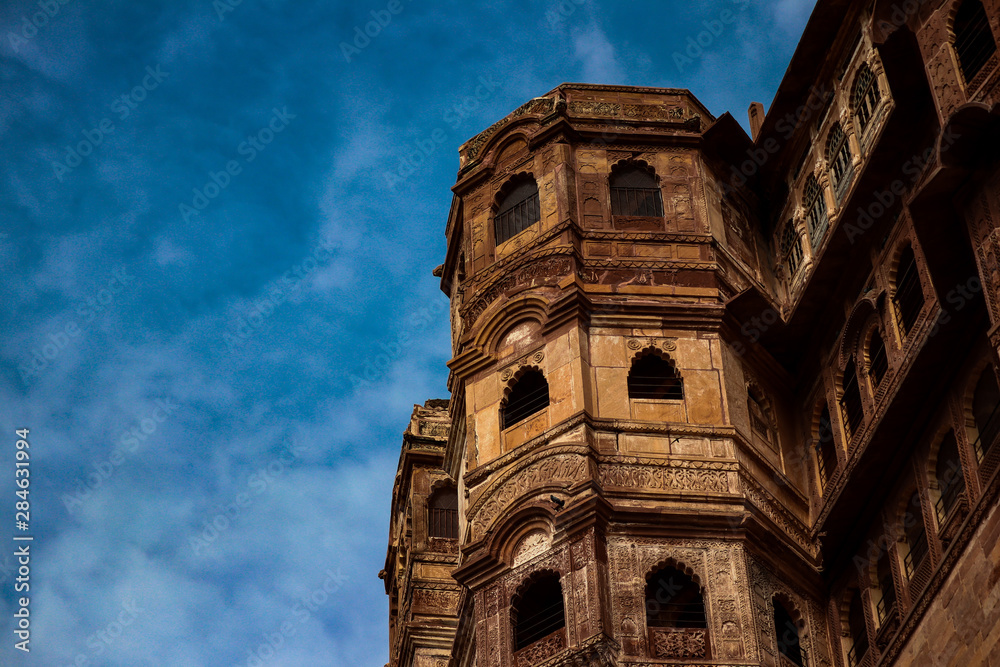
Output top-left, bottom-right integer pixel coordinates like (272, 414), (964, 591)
(512, 573), (565, 652)
(893, 246), (924, 337)
(954, 0), (997, 84)
(610, 163), (664, 217)
(804, 174), (828, 248)
(826, 123), (853, 192)
(748, 386), (775, 447)
(780, 220), (804, 277)
(867, 330), (888, 389)
(816, 405), (838, 488)
(494, 177), (540, 245)
(972, 367), (1000, 461)
(902, 491), (929, 579)
(645, 566), (708, 659)
(840, 360), (864, 442)
(501, 369), (549, 430)
(852, 64), (881, 133)
(846, 591), (870, 667)
(875, 551), (897, 626)
(628, 352), (684, 400)
(427, 485), (458, 539)
(773, 598), (804, 666)
(934, 431), (966, 521)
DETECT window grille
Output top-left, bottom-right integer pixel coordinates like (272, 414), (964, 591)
(934, 432), (965, 522)
(780, 221), (804, 276)
(428, 487), (458, 539)
(893, 247), (924, 337)
(826, 123), (853, 193)
(852, 64), (881, 133)
(954, 0), (997, 83)
(868, 332), (888, 388)
(840, 361), (864, 442)
(610, 164), (664, 217)
(501, 370), (549, 430)
(494, 179), (540, 245)
(902, 492), (929, 578)
(816, 406), (838, 486)
(804, 175), (828, 248)
(628, 354), (684, 400)
(972, 369), (1000, 462)
(512, 575), (565, 651)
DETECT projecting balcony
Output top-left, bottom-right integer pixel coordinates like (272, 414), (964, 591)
(874, 598), (899, 650)
(935, 483), (969, 549)
(513, 628), (566, 667)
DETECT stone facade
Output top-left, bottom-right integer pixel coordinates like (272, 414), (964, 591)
(382, 1), (1000, 665)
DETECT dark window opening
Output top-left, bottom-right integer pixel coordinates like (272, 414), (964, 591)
(852, 64), (881, 133)
(954, 0), (997, 83)
(868, 332), (888, 389)
(893, 246), (924, 337)
(645, 567), (707, 629)
(846, 591), (869, 667)
(628, 353), (684, 400)
(840, 361), (865, 442)
(972, 367), (1000, 460)
(501, 369), (549, 430)
(512, 574), (565, 651)
(816, 406), (838, 487)
(773, 599), (804, 667)
(903, 492), (929, 578)
(611, 164), (664, 217)
(875, 552), (897, 624)
(428, 486), (458, 539)
(935, 432), (966, 521)
(748, 389), (773, 444)
(494, 179), (540, 245)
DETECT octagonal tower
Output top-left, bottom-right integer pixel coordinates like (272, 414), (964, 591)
(410, 84), (827, 667)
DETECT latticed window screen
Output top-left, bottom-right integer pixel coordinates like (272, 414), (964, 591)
(628, 354), (684, 400)
(610, 164), (664, 217)
(934, 431), (965, 521)
(852, 64), (881, 132)
(903, 492), (929, 578)
(512, 574), (565, 651)
(804, 175), (828, 248)
(816, 406), (838, 487)
(772, 599), (804, 667)
(826, 123), (853, 191)
(893, 247), (924, 337)
(427, 487), (458, 539)
(494, 179), (540, 245)
(868, 331), (888, 388)
(840, 360), (864, 441)
(780, 221), (804, 277)
(954, 0), (997, 83)
(501, 369), (549, 430)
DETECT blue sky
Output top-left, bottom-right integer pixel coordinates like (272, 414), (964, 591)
(0, 0), (814, 664)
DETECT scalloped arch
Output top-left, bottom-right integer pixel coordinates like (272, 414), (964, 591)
(473, 294), (550, 353)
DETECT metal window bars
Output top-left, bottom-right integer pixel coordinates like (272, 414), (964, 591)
(611, 186), (664, 217)
(513, 598), (565, 650)
(893, 256), (924, 337)
(955, 0), (997, 83)
(903, 529), (929, 578)
(868, 334), (888, 388)
(494, 191), (540, 245)
(501, 381), (550, 430)
(781, 222), (804, 277)
(840, 363), (864, 442)
(428, 507), (458, 539)
(853, 65), (880, 132)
